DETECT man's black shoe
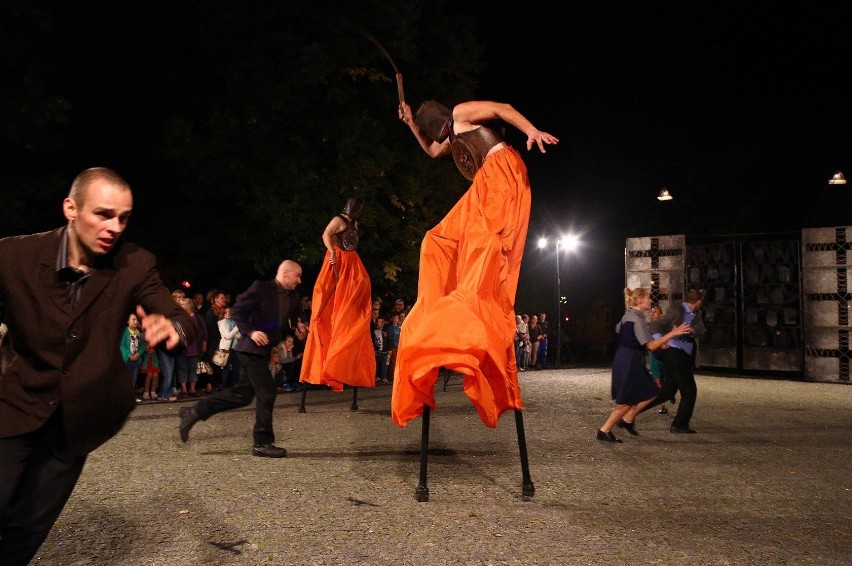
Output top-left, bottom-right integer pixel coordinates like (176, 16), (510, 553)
(670, 426), (697, 434)
(178, 406), (198, 443)
(253, 443), (287, 458)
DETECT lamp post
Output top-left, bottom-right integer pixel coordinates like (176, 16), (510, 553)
(537, 234), (579, 369)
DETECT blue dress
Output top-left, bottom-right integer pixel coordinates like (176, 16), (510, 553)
(611, 309), (660, 404)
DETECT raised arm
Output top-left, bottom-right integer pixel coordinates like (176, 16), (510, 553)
(398, 101), (451, 158)
(452, 101), (559, 153)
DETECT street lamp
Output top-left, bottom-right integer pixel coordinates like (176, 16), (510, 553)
(828, 170), (846, 185)
(537, 234), (580, 369)
(804, 170), (850, 228)
(655, 186), (689, 234)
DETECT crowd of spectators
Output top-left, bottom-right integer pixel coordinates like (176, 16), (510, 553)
(514, 311), (551, 371)
(121, 283), (567, 402)
(124, 289), (417, 401)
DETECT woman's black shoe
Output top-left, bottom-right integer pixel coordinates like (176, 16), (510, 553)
(617, 419), (639, 436)
(596, 430), (622, 443)
(658, 406), (668, 414)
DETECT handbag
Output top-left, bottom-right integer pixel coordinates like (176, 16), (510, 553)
(212, 348), (230, 368)
(196, 360), (213, 375)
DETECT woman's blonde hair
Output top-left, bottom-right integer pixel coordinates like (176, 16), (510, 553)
(624, 287), (649, 309)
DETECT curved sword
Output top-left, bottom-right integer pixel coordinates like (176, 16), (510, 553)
(338, 20), (405, 104)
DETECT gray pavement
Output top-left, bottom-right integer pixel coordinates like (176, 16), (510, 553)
(34, 368), (851, 565)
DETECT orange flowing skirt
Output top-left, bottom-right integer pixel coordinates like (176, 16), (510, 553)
(391, 146), (530, 428)
(299, 248), (376, 391)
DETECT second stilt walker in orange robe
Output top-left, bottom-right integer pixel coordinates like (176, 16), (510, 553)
(300, 198), (376, 391)
(393, 99), (558, 428)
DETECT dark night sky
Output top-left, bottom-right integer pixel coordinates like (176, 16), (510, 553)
(474, 1), (851, 219)
(467, 1), (852, 313)
(8, 1), (851, 315)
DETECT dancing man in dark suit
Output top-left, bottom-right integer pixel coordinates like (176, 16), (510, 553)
(0, 167), (197, 565)
(179, 260), (303, 457)
(643, 288), (706, 433)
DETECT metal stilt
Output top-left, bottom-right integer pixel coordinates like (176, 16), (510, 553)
(298, 386), (307, 413)
(415, 404), (430, 502)
(350, 387), (358, 411)
(514, 408), (535, 498)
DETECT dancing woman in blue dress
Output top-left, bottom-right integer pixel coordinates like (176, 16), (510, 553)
(597, 288), (692, 443)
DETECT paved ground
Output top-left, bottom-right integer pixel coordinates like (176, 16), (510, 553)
(32, 368), (850, 565)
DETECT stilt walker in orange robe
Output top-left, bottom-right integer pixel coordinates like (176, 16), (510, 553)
(300, 198), (376, 392)
(392, 100), (559, 429)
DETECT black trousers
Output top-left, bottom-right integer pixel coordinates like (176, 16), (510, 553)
(643, 348), (698, 429)
(0, 411), (87, 566)
(194, 351), (278, 446)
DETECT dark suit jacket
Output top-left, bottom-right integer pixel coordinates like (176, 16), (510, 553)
(0, 228), (196, 456)
(231, 279), (301, 357)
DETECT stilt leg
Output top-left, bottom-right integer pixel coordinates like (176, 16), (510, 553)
(514, 408), (535, 498)
(298, 386), (307, 413)
(350, 387), (359, 411)
(415, 404), (430, 502)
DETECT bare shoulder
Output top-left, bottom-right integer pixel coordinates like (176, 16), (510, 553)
(452, 101), (506, 132)
(325, 214), (346, 230)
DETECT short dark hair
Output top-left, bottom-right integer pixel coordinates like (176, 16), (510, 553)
(685, 289), (704, 303)
(68, 167), (130, 206)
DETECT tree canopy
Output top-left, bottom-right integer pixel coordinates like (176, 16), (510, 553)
(0, 0), (485, 299)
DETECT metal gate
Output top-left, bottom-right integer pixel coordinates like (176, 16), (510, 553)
(624, 234), (685, 318)
(802, 227), (851, 382)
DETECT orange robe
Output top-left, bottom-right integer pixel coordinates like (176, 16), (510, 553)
(299, 248), (376, 390)
(391, 146), (530, 427)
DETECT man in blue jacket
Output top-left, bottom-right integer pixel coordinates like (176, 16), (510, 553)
(644, 288), (706, 433)
(179, 260), (303, 457)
